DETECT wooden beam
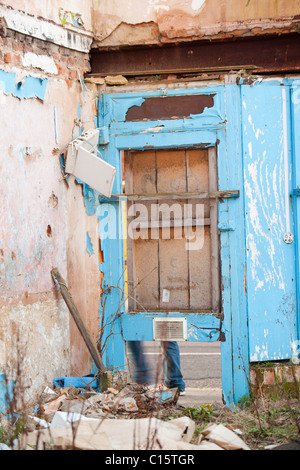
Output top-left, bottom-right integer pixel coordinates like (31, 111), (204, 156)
(51, 268), (106, 373)
(112, 190), (239, 201)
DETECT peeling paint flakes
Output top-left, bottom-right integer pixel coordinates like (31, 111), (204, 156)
(256, 279), (264, 290)
(251, 344), (269, 362)
(147, 0), (169, 13)
(248, 141), (253, 159)
(187, 326), (198, 340)
(86, 232), (94, 256)
(248, 114), (264, 140)
(244, 173), (260, 235)
(247, 233), (264, 291)
(141, 126), (164, 134)
(21, 52), (58, 75)
(272, 164), (281, 213)
(245, 155), (286, 291)
(0, 69), (47, 101)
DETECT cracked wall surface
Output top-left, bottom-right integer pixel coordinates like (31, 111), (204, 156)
(0, 1), (100, 401)
(0, 0), (93, 32)
(92, 0), (300, 48)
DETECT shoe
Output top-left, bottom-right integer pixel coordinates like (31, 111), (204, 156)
(179, 390), (186, 396)
(147, 383), (167, 392)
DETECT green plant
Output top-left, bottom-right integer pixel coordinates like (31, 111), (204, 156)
(0, 423), (11, 446)
(177, 404), (219, 422)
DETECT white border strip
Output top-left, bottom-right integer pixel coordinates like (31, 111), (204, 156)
(282, 86), (291, 235)
(0, 5), (93, 53)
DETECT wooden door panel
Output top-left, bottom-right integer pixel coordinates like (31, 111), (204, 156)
(125, 148), (218, 313)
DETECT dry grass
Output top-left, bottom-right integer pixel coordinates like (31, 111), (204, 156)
(171, 397), (300, 450)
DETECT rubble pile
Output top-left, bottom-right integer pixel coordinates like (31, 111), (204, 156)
(7, 380), (251, 450)
(35, 382), (180, 421)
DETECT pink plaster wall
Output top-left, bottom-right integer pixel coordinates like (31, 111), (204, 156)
(92, 0), (300, 47)
(0, 91), (67, 296)
(0, 0), (93, 31)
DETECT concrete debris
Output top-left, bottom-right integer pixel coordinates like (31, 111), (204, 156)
(84, 76), (105, 85)
(104, 75), (128, 86)
(16, 412), (250, 450)
(34, 382), (179, 421)
(39, 393), (68, 416)
(196, 423), (250, 450)
(10, 381), (250, 450)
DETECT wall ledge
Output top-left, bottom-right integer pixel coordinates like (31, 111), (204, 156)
(0, 5), (93, 53)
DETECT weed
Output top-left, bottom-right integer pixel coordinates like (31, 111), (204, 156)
(176, 403), (219, 422)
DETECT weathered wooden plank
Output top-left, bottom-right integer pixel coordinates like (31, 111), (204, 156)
(133, 238), (160, 310)
(113, 190), (239, 201)
(51, 268), (106, 373)
(208, 147), (221, 313)
(188, 225), (212, 310)
(128, 218), (211, 229)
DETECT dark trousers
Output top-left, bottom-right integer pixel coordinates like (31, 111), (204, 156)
(128, 340), (185, 391)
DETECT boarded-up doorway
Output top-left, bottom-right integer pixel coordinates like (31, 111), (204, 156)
(124, 147), (221, 315)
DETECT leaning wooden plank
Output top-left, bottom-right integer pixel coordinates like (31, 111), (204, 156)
(51, 268), (106, 373)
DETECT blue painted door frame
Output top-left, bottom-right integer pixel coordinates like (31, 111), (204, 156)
(291, 81), (300, 351)
(96, 84), (249, 405)
(241, 80), (299, 364)
(94, 79), (300, 404)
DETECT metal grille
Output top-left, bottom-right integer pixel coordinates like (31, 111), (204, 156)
(153, 318), (187, 341)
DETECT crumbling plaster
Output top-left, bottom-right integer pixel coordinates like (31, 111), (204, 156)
(0, 0), (93, 32)
(0, 298), (70, 404)
(92, 0), (300, 48)
(0, 66), (100, 398)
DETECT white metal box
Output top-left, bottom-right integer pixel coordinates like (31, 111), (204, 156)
(66, 129), (116, 198)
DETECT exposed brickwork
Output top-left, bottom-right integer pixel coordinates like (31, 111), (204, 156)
(250, 363), (300, 398)
(0, 23), (91, 83)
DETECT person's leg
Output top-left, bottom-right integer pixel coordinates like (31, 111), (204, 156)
(161, 341), (185, 392)
(127, 341), (151, 384)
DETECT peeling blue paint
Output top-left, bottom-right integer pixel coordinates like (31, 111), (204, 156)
(86, 232), (94, 256)
(82, 184), (97, 216)
(74, 174), (98, 215)
(242, 83), (298, 362)
(291, 81), (300, 340)
(77, 102), (82, 122)
(122, 312), (221, 342)
(0, 69), (47, 100)
(96, 84), (249, 406)
(94, 81), (300, 406)
(59, 153), (70, 183)
(73, 102), (99, 216)
(0, 371), (14, 414)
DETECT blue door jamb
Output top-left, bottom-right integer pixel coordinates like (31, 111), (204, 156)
(290, 80), (300, 350)
(97, 84), (249, 405)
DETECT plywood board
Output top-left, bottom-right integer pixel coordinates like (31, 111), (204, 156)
(189, 225), (212, 310)
(159, 231), (189, 310)
(134, 238), (159, 310)
(124, 148), (219, 312)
